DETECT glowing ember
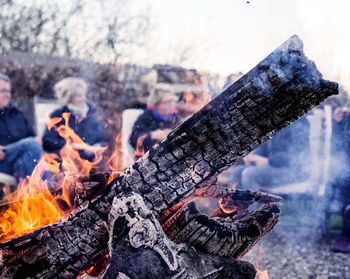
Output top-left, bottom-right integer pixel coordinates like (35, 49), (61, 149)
(217, 183), (238, 214)
(83, 252), (110, 277)
(0, 113), (107, 242)
(218, 198), (237, 214)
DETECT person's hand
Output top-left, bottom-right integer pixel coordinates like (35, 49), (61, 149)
(0, 145), (6, 161)
(249, 154), (269, 166)
(243, 153), (255, 165)
(177, 102), (197, 114)
(34, 136), (42, 146)
(243, 153), (268, 166)
(71, 142), (90, 151)
(150, 129), (172, 141)
(333, 107), (347, 122)
(71, 142), (96, 160)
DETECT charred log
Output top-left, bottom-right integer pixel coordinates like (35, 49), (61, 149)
(103, 192), (256, 279)
(0, 35), (338, 278)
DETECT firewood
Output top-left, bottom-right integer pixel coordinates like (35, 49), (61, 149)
(0, 35), (338, 278)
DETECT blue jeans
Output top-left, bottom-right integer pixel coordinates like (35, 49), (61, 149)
(0, 138), (42, 181)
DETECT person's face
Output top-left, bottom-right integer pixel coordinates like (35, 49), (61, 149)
(69, 89), (87, 108)
(0, 80), (11, 109)
(183, 90), (195, 103)
(156, 92), (176, 116)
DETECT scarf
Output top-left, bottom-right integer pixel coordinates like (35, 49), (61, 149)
(147, 103), (177, 123)
(67, 103), (89, 117)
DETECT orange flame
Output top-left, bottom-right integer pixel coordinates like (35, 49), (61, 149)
(108, 133), (123, 172)
(134, 134), (147, 159)
(0, 113), (107, 242)
(255, 244), (270, 279)
(0, 154), (64, 241)
(256, 269), (270, 279)
(47, 116), (63, 131)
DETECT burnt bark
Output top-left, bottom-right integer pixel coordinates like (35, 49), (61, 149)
(102, 192), (256, 279)
(0, 35), (338, 278)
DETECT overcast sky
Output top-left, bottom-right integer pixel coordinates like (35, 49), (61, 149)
(129, 0), (350, 90)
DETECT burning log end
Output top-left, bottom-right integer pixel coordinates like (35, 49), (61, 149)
(162, 197), (280, 260)
(108, 193), (179, 272)
(103, 192), (256, 279)
(0, 209), (109, 278)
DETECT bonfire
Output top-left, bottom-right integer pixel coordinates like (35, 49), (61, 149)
(0, 35), (338, 279)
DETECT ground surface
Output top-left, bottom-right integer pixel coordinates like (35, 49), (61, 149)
(244, 224), (350, 279)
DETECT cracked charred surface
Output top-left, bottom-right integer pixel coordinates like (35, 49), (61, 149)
(103, 192), (256, 279)
(162, 187), (282, 259)
(0, 35), (338, 278)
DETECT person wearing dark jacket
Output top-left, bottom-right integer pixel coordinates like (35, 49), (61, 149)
(325, 96), (350, 254)
(42, 77), (107, 161)
(240, 116), (310, 190)
(129, 84), (179, 155)
(0, 73), (42, 181)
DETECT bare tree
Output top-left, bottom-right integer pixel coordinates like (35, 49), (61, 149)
(0, 0), (151, 63)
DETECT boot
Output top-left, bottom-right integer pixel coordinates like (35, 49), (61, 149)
(332, 204), (350, 253)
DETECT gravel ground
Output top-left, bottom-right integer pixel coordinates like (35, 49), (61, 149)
(243, 225), (350, 279)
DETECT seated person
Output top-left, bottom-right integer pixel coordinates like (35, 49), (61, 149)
(42, 77), (107, 161)
(129, 84), (180, 156)
(239, 116), (310, 191)
(177, 88), (207, 121)
(0, 73), (42, 181)
(324, 96), (350, 253)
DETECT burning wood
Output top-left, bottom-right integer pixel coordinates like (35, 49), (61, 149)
(0, 112), (107, 242)
(0, 35), (338, 278)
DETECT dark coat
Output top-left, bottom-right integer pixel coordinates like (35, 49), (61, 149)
(129, 109), (179, 152)
(0, 104), (35, 146)
(42, 104), (108, 153)
(257, 116), (310, 172)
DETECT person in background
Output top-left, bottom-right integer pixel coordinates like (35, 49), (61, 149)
(0, 73), (42, 181)
(333, 204), (350, 253)
(239, 116), (310, 191)
(177, 87), (212, 122)
(129, 84), (179, 154)
(177, 89), (201, 121)
(324, 96), (350, 253)
(42, 77), (107, 161)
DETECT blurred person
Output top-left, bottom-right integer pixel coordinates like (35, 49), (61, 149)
(0, 73), (42, 181)
(324, 96), (350, 253)
(177, 88), (212, 121)
(333, 204), (350, 253)
(129, 83), (180, 154)
(42, 77), (107, 161)
(177, 89), (201, 120)
(239, 116), (310, 191)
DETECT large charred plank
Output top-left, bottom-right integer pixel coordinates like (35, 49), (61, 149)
(0, 35), (338, 278)
(119, 35), (337, 217)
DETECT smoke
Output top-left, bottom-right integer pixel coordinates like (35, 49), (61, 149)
(272, 95), (350, 242)
(219, 93), (350, 243)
